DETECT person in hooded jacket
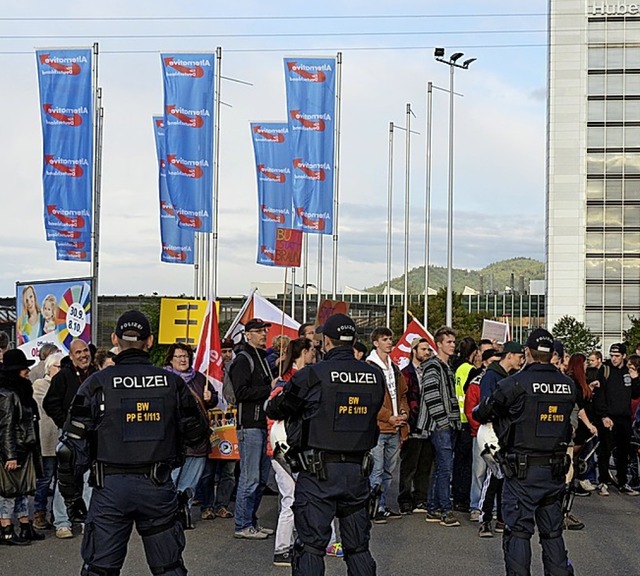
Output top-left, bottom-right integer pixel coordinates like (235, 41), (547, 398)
(0, 349), (45, 545)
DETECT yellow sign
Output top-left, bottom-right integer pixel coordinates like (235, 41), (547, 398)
(158, 298), (217, 345)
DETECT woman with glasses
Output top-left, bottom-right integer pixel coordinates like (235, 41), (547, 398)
(32, 352), (64, 531)
(164, 343), (218, 528)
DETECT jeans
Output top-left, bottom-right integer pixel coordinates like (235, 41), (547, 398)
(272, 459), (296, 554)
(0, 496), (28, 519)
(397, 437), (434, 508)
(234, 428), (271, 531)
(369, 431), (401, 511)
(172, 456), (207, 509)
(470, 436), (487, 512)
(34, 456), (57, 514)
(452, 424), (472, 508)
(198, 459), (237, 511)
(53, 469), (93, 529)
(427, 427), (456, 514)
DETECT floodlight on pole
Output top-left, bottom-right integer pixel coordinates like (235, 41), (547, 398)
(434, 48), (476, 328)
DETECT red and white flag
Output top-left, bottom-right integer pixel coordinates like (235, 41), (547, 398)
(193, 300), (225, 407)
(225, 289), (300, 345)
(389, 318), (436, 371)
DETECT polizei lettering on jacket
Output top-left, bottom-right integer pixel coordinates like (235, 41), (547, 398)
(330, 371), (377, 384)
(112, 375), (169, 389)
(532, 382), (572, 394)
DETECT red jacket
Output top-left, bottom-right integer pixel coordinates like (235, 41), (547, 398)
(464, 377), (481, 437)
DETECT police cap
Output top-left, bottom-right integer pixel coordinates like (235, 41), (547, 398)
(316, 313), (356, 343)
(115, 310), (151, 341)
(525, 328), (554, 353)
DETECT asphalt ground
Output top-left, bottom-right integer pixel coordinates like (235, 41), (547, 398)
(2, 485), (639, 575)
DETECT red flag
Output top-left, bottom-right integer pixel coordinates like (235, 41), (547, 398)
(389, 319), (436, 371)
(193, 301), (224, 405)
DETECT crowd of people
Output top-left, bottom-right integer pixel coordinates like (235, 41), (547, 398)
(1, 318), (639, 573)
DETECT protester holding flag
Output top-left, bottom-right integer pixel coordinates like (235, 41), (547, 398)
(165, 343), (217, 528)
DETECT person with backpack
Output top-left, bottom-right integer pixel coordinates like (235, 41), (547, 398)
(229, 318), (276, 540)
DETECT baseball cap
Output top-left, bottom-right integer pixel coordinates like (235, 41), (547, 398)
(610, 342), (627, 355)
(411, 337), (429, 350)
(501, 341), (524, 355)
(315, 313), (356, 343)
(115, 310), (151, 342)
(244, 318), (271, 332)
(220, 338), (234, 350)
(553, 340), (565, 357)
(525, 328), (554, 353)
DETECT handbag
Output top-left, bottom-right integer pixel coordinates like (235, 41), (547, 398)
(0, 452), (37, 498)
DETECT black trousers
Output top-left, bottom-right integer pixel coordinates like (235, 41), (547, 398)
(452, 424), (472, 508)
(502, 466), (574, 576)
(596, 416), (632, 486)
(81, 474), (186, 576)
(397, 438), (434, 508)
(479, 470), (503, 523)
(292, 462), (376, 576)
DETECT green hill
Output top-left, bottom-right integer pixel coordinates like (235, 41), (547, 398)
(366, 257), (544, 294)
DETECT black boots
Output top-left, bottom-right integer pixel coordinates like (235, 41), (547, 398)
(0, 524), (30, 546)
(19, 521), (45, 541)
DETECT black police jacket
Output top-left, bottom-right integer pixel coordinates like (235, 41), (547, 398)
(62, 348), (209, 470)
(265, 346), (385, 454)
(474, 362), (577, 456)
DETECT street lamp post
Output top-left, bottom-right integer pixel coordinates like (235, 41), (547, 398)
(434, 48), (476, 328)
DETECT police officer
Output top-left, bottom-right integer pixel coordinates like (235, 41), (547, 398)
(473, 328), (577, 576)
(57, 311), (209, 576)
(265, 313), (385, 576)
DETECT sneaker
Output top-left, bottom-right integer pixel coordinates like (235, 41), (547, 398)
(273, 551), (292, 567)
(597, 483), (610, 496)
(563, 514), (585, 531)
(453, 503), (470, 513)
(412, 503), (428, 514)
(574, 485), (591, 497)
(469, 510), (481, 522)
(215, 507), (234, 519)
(33, 511), (53, 531)
(256, 524), (274, 535)
(425, 511), (442, 523)
(494, 521), (505, 533)
(372, 511), (388, 524)
(578, 479), (597, 492)
(478, 522), (494, 538)
(618, 483), (640, 496)
(326, 542), (344, 557)
(382, 507), (402, 520)
(439, 512), (461, 527)
(55, 526), (74, 539)
(200, 508), (216, 520)
(234, 526), (268, 540)
(399, 505), (413, 515)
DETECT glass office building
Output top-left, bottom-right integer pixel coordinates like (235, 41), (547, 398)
(548, 0), (640, 350)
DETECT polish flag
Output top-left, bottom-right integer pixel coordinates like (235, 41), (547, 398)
(389, 318), (436, 371)
(193, 300), (225, 405)
(225, 289), (300, 345)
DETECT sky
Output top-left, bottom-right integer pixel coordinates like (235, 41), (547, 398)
(0, 0), (549, 297)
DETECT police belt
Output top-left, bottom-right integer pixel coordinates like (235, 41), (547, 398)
(520, 454), (566, 467)
(322, 451), (367, 464)
(103, 464), (155, 476)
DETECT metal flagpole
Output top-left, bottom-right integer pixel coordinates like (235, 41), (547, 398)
(317, 235), (323, 309)
(424, 83), (433, 328)
(211, 46), (223, 300)
(193, 235), (200, 298)
(291, 267), (296, 320)
(386, 122), (394, 327)
(302, 234), (308, 322)
(331, 52), (342, 300)
(90, 42), (102, 344)
(403, 104), (412, 331)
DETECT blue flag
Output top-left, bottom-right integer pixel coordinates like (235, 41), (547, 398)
(36, 49), (93, 241)
(153, 116), (195, 265)
(250, 123), (294, 267)
(161, 54), (214, 233)
(284, 57), (336, 234)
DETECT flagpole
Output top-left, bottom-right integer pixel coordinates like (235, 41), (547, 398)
(90, 42), (102, 344)
(193, 235), (200, 298)
(302, 234), (308, 323)
(331, 51), (342, 300)
(403, 104), (412, 331)
(386, 122), (394, 328)
(291, 267), (296, 321)
(424, 82), (433, 328)
(279, 267), (288, 378)
(211, 46), (223, 300)
(317, 234), (323, 311)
